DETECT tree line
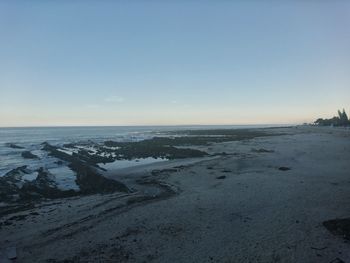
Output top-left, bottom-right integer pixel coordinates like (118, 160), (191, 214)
(315, 109), (350, 126)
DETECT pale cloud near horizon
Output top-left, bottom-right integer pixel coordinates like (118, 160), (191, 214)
(85, 96), (125, 110)
(104, 96), (125, 103)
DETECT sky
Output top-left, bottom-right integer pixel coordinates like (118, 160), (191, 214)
(0, 1), (349, 127)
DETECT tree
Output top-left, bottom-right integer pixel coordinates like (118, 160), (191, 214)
(315, 109), (349, 126)
(338, 109), (349, 126)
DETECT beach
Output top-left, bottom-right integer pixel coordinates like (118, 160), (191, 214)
(1, 126), (350, 262)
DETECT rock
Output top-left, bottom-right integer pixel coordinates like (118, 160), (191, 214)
(4, 166), (29, 177)
(42, 142), (130, 194)
(5, 143), (24, 149)
(0, 166), (34, 201)
(21, 151), (39, 159)
(0, 179), (19, 202)
(216, 175), (226, 179)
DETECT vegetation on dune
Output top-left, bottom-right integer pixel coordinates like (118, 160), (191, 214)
(315, 109), (350, 126)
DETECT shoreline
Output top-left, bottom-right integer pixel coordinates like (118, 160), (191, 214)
(1, 126), (350, 262)
(0, 127), (277, 203)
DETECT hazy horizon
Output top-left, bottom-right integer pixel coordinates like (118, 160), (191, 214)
(1, 1), (349, 127)
(0, 123), (294, 129)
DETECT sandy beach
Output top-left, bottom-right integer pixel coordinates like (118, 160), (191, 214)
(1, 126), (350, 263)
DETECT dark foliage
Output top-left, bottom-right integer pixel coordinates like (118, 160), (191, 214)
(315, 109), (350, 126)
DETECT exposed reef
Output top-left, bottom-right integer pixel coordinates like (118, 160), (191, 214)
(0, 166), (76, 202)
(0, 128), (274, 204)
(21, 151), (39, 159)
(41, 142), (130, 194)
(5, 143), (24, 149)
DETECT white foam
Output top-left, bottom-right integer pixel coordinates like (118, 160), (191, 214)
(99, 157), (167, 171)
(103, 146), (121, 150)
(57, 148), (74, 156)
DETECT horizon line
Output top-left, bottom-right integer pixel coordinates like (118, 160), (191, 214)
(0, 123), (297, 129)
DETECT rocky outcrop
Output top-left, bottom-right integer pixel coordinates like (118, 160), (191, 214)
(42, 142), (130, 194)
(5, 143), (24, 149)
(21, 151), (39, 159)
(0, 167), (78, 202)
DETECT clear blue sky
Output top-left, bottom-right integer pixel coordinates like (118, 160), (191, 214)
(0, 1), (349, 127)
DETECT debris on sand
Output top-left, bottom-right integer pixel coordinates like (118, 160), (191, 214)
(310, 246), (327, 251)
(323, 218), (350, 240)
(0, 246), (17, 261)
(278, 167), (291, 171)
(251, 148), (274, 153)
(329, 257), (345, 263)
(7, 246), (16, 260)
(216, 175), (226, 179)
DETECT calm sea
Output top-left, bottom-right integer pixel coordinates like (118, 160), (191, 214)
(0, 125), (279, 145)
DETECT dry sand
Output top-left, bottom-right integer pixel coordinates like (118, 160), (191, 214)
(1, 126), (350, 263)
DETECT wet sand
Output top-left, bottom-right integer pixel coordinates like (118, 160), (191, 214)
(1, 126), (350, 262)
